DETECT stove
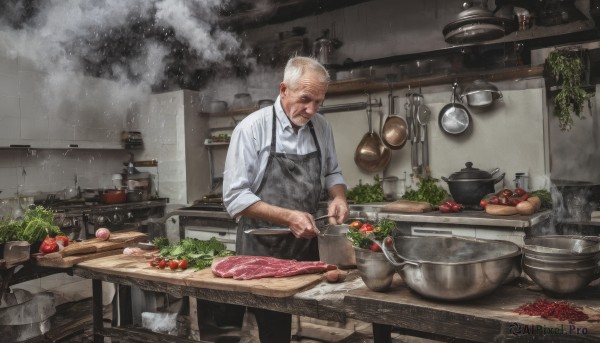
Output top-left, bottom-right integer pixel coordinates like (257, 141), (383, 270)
(49, 200), (167, 240)
(169, 202), (236, 251)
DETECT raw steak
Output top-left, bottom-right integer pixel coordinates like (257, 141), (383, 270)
(211, 255), (337, 280)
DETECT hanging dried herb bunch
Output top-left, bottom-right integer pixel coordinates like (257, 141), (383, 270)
(546, 48), (592, 131)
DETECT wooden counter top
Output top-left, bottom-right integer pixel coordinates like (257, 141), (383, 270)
(344, 277), (600, 342)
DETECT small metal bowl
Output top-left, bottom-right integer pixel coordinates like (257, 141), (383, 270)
(523, 263), (598, 294)
(354, 247), (395, 292)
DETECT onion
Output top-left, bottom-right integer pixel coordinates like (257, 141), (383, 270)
(95, 227), (111, 240)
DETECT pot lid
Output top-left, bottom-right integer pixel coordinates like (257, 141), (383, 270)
(447, 162), (493, 180)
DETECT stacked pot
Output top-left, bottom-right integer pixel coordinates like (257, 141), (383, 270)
(523, 236), (600, 294)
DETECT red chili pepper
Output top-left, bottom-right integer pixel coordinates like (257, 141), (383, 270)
(513, 299), (588, 323)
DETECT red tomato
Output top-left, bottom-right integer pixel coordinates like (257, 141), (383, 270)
(498, 189), (513, 197)
(498, 196), (510, 205)
(479, 199), (489, 208)
(369, 243), (382, 252)
(168, 260), (179, 270)
(158, 260), (166, 269)
(178, 260), (188, 270)
(520, 193), (530, 201)
(439, 204), (452, 213)
(514, 188), (527, 197)
(349, 221), (362, 229)
(359, 223), (374, 233)
(451, 204), (462, 212)
(149, 260), (157, 267)
(489, 196), (500, 205)
(510, 198), (523, 206)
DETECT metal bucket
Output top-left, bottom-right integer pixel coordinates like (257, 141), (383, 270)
(0, 290), (55, 342)
(318, 225), (356, 269)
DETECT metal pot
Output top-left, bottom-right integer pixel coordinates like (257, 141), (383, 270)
(441, 162), (504, 207)
(100, 189), (127, 204)
(381, 236), (521, 301)
(460, 80), (503, 108)
(318, 224), (356, 269)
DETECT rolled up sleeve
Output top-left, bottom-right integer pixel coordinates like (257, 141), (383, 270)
(322, 120), (346, 191)
(223, 124), (261, 218)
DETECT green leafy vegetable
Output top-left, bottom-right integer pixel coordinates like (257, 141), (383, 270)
(0, 220), (24, 244)
(152, 236), (170, 250)
(20, 206), (63, 243)
(347, 175), (384, 203)
(347, 218), (396, 250)
(158, 237), (234, 270)
(401, 177), (448, 206)
(531, 189), (552, 209)
(547, 49), (592, 131)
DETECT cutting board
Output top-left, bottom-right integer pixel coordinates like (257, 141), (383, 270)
(381, 200), (433, 213)
(77, 254), (325, 297)
(32, 231), (148, 268)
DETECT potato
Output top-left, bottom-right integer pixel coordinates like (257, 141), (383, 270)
(516, 200), (536, 215)
(485, 204), (519, 216)
(527, 196), (542, 211)
(324, 269), (347, 283)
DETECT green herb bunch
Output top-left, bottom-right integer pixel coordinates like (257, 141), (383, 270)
(401, 177), (448, 206)
(0, 206), (63, 244)
(346, 218), (397, 250)
(547, 49), (592, 131)
(347, 175), (384, 203)
(158, 237), (234, 270)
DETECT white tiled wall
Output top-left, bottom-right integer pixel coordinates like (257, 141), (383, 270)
(0, 149), (131, 198)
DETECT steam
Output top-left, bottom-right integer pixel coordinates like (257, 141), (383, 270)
(0, 0), (244, 113)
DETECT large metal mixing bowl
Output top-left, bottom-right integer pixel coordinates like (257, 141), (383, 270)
(381, 236), (521, 301)
(523, 264), (599, 294)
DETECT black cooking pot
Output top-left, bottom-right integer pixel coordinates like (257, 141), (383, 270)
(442, 162), (505, 208)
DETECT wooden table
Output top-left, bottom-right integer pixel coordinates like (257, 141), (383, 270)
(73, 255), (600, 343)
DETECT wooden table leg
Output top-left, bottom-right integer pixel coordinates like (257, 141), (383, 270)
(372, 323), (392, 343)
(92, 279), (104, 343)
(118, 284), (133, 326)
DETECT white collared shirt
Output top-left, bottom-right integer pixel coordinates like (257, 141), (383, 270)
(223, 95), (346, 217)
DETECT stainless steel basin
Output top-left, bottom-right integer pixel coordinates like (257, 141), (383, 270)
(382, 236), (521, 301)
(523, 263), (598, 294)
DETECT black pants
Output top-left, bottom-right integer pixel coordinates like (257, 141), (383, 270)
(250, 307), (292, 343)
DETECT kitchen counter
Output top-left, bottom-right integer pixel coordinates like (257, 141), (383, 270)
(73, 254), (600, 343)
(351, 204), (552, 228)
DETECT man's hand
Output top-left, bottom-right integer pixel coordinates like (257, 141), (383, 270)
(286, 210), (320, 239)
(328, 184), (348, 224)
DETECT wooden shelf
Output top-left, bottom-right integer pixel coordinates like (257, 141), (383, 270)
(327, 64), (545, 95)
(199, 64), (545, 118)
(199, 105), (258, 117)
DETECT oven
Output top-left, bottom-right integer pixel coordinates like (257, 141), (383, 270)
(171, 203), (237, 250)
(50, 200), (167, 240)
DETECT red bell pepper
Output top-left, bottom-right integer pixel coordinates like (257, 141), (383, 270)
(55, 235), (69, 247)
(39, 236), (59, 254)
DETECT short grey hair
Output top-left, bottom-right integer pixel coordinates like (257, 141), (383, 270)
(283, 56), (330, 90)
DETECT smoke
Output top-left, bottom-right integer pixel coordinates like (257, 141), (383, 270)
(0, 0), (247, 113)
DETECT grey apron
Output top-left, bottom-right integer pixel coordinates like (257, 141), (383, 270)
(236, 106), (322, 261)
